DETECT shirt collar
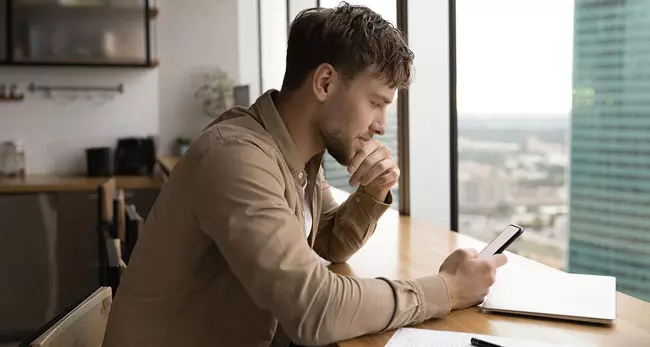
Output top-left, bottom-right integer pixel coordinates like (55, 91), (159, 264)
(251, 89), (311, 185)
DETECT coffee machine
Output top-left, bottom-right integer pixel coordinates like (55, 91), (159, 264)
(114, 137), (156, 176)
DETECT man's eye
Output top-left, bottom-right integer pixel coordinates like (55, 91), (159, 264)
(371, 101), (381, 108)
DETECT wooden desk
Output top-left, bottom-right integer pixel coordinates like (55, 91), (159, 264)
(328, 197), (650, 346)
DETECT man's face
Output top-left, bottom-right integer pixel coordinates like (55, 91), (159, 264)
(318, 70), (395, 165)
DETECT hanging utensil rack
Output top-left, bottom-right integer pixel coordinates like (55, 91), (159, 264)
(28, 83), (125, 95)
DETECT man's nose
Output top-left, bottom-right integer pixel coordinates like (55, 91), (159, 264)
(370, 114), (387, 136)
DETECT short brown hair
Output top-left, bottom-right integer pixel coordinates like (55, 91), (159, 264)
(281, 2), (414, 91)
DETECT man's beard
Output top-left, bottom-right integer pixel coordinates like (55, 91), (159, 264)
(323, 132), (351, 166)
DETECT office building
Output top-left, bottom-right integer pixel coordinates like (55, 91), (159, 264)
(568, 0), (650, 302)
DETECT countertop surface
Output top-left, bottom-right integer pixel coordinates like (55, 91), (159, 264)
(0, 174), (163, 193)
(157, 156), (180, 175)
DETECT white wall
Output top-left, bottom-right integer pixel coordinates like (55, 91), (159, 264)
(0, 68), (159, 174)
(0, 0), (244, 174)
(157, 0), (240, 154)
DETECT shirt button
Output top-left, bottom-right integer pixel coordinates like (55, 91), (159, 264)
(355, 197), (361, 203)
(298, 172), (304, 179)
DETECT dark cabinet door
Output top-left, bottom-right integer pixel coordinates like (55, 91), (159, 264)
(124, 187), (159, 219)
(55, 191), (100, 314)
(10, 0), (149, 65)
(0, 193), (57, 339)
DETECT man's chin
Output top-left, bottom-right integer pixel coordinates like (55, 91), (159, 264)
(327, 149), (350, 166)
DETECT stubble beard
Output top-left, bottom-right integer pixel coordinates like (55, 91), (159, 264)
(322, 129), (351, 166)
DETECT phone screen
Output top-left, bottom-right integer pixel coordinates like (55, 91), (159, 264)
(478, 224), (523, 257)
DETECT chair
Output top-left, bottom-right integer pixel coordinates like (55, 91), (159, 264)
(97, 178), (127, 289)
(103, 231), (126, 296)
(114, 189), (126, 243)
(124, 204), (144, 258)
(97, 178), (116, 226)
(28, 287), (112, 347)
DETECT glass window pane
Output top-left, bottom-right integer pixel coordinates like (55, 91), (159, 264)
(260, 0), (287, 91)
(289, 0), (317, 24)
(319, 0), (400, 209)
(456, 0), (650, 303)
(568, 0), (650, 303)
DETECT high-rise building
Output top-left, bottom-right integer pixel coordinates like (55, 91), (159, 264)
(568, 0), (650, 302)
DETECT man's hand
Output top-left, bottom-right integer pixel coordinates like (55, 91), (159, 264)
(347, 139), (400, 202)
(438, 248), (507, 310)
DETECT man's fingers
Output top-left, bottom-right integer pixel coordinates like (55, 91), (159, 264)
(367, 166), (399, 188)
(347, 140), (380, 175)
(491, 254), (508, 268)
(462, 248), (479, 258)
(359, 158), (393, 186)
(349, 146), (385, 186)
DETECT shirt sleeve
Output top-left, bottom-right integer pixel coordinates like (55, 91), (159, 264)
(191, 138), (450, 346)
(313, 168), (393, 263)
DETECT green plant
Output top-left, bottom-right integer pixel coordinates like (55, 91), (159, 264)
(176, 137), (191, 146)
(194, 69), (235, 119)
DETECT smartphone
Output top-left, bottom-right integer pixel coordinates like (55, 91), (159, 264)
(478, 224), (524, 257)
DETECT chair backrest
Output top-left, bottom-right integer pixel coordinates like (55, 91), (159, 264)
(115, 189), (126, 242)
(29, 287), (112, 347)
(101, 226), (126, 297)
(124, 204), (144, 256)
(97, 178), (116, 225)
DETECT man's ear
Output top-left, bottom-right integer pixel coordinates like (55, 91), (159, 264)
(312, 63), (337, 102)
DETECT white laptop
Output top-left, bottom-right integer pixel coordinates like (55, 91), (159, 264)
(480, 264), (617, 325)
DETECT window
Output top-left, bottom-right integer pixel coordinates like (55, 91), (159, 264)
(259, 0), (288, 91)
(455, 0), (650, 303)
(319, 0), (400, 209)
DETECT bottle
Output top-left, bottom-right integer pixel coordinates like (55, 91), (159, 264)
(1, 140), (17, 177)
(14, 140), (26, 178)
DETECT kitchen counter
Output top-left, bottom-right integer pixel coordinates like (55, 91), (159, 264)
(157, 156), (180, 175)
(0, 175), (163, 194)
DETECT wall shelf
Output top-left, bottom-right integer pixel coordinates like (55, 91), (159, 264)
(11, 3), (159, 19)
(1, 1), (159, 68)
(0, 59), (159, 68)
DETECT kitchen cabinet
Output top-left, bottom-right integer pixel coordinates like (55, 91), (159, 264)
(1, 0), (158, 67)
(0, 185), (159, 340)
(123, 187), (158, 218)
(55, 191), (101, 317)
(0, 193), (59, 339)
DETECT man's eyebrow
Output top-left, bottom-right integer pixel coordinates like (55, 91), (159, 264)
(371, 93), (392, 104)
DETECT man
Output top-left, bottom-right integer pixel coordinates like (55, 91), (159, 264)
(103, 3), (506, 347)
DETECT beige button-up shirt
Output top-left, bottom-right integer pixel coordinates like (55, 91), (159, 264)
(102, 90), (450, 347)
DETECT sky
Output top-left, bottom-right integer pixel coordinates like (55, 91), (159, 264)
(323, 0), (575, 116)
(456, 0), (575, 115)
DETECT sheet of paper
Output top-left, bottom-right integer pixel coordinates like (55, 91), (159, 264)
(385, 328), (587, 347)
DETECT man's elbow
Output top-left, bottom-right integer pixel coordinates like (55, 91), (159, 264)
(326, 252), (353, 264)
(281, 320), (341, 347)
(279, 297), (353, 346)
(313, 242), (355, 264)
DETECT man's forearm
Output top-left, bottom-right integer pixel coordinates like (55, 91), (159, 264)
(313, 188), (391, 263)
